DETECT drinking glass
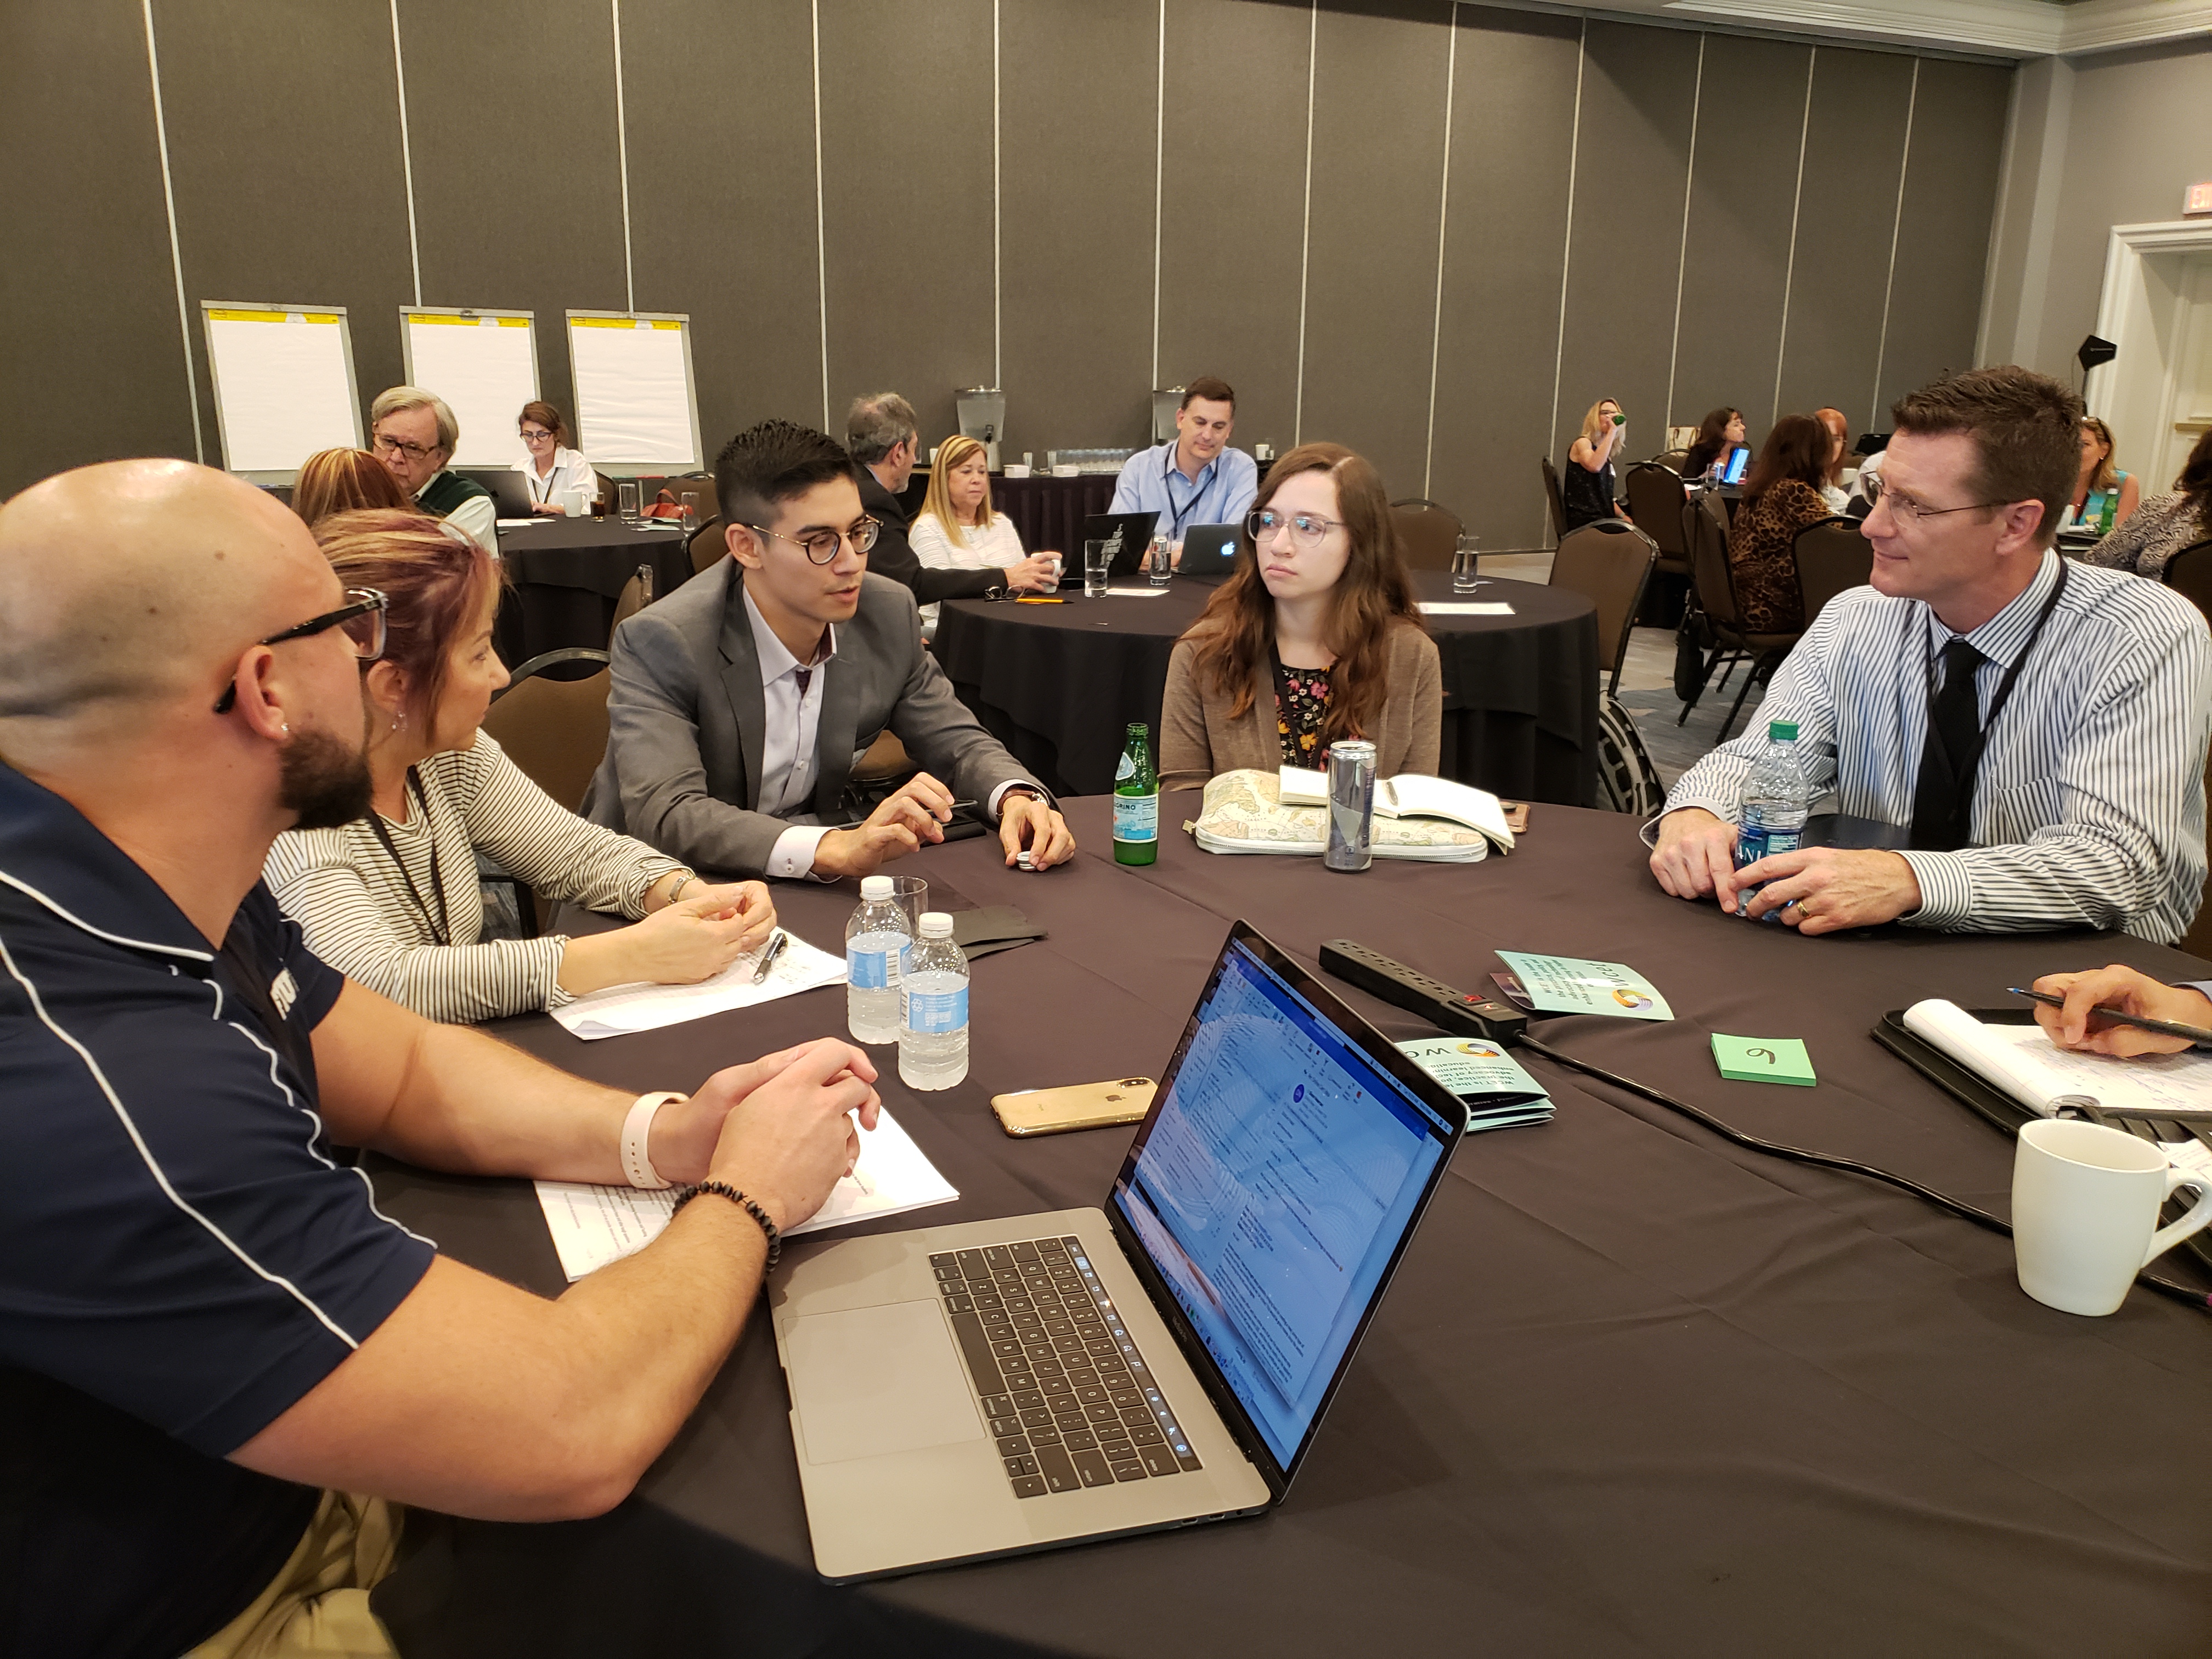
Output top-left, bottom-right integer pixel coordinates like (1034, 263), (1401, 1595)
(1148, 533), (1173, 589)
(1451, 534), (1482, 594)
(1084, 540), (1112, 599)
(617, 481), (642, 522)
(885, 875), (929, 938)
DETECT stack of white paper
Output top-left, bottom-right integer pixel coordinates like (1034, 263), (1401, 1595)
(550, 932), (846, 1040)
(534, 1107), (959, 1280)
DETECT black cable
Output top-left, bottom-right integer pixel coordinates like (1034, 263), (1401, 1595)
(1513, 1032), (2212, 1317)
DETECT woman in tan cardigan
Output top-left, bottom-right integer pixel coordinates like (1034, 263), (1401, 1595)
(1160, 442), (1441, 792)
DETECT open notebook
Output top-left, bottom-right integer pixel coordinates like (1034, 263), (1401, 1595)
(1278, 768), (1516, 854)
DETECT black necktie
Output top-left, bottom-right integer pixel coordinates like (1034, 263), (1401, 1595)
(1910, 637), (1986, 851)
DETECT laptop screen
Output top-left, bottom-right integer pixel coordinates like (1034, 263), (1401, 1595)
(1110, 933), (1455, 1472)
(1722, 443), (1752, 485)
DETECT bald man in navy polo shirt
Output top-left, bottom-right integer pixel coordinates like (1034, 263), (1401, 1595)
(0, 461), (879, 1657)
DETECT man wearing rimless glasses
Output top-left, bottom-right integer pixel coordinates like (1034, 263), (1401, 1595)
(1649, 366), (2209, 944)
(585, 419), (1074, 880)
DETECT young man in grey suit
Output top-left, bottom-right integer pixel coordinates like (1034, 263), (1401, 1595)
(585, 420), (1075, 881)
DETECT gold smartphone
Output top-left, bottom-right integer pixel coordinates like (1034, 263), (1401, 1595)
(991, 1077), (1158, 1138)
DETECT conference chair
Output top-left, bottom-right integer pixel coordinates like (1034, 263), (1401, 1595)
(2160, 537), (2212, 627)
(1388, 498), (1464, 573)
(1654, 448), (1691, 473)
(1539, 458), (1567, 545)
(1679, 496), (1799, 743)
(481, 647), (613, 814)
(1624, 463), (1692, 628)
(1550, 520), (1658, 697)
(1792, 518), (1874, 629)
(611, 563), (654, 640)
(687, 515), (725, 576)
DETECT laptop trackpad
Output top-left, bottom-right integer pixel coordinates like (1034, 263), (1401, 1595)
(787, 1300), (984, 1465)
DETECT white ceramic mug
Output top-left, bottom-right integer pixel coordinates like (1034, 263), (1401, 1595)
(563, 487), (590, 518)
(2012, 1118), (2212, 1316)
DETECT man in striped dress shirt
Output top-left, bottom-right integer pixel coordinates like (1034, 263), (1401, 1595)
(1651, 366), (2211, 945)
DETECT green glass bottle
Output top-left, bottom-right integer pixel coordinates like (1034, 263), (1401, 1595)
(1113, 722), (1159, 866)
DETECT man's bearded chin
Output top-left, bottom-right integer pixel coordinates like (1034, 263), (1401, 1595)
(277, 724), (373, 830)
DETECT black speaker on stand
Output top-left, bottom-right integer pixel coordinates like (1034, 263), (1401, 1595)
(2076, 334), (2118, 400)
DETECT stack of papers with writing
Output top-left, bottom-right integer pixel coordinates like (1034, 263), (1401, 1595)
(1396, 1037), (1552, 1132)
(534, 1106), (958, 1280)
(1279, 769), (1515, 854)
(1416, 600), (1514, 616)
(1188, 769), (1491, 861)
(550, 930), (845, 1040)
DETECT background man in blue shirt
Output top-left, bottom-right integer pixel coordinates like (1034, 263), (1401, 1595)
(0, 460), (879, 1656)
(1109, 376), (1260, 557)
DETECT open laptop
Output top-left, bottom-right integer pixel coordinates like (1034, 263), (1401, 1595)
(459, 467), (536, 518)
(771, 921), (1467, 1581)
(1719, 443), (1752, 486)
(1079, 510), (1160, 580)
(1177, 522), (1243, 578)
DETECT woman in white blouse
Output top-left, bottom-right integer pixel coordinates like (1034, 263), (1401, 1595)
(514, 399), (599, 515)
(909, 435), (1034, 633)
(265, 509), (777, 1024)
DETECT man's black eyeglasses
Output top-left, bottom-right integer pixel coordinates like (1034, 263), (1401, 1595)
(744, 517), (882, 565)
(212, 588), (388, 714)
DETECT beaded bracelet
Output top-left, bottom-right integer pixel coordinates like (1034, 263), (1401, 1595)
(673, 1180), (781, 1268)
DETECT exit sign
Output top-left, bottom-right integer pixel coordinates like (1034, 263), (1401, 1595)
(2187, 180), (2212, 217)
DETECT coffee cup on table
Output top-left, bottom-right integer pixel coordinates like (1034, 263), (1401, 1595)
(2011, 1118), (2212, 1316)
(563, 487), (590, 517)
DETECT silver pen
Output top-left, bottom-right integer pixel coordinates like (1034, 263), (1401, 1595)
(750, 928), (789, 985)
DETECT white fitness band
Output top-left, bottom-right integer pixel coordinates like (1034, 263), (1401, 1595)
(621, 1091), (686, 1189)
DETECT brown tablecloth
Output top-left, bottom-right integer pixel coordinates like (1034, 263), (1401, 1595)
(493, 517), (692, 667)
(933, 572), (1601, 804)
(369, 798), (2212, 1657)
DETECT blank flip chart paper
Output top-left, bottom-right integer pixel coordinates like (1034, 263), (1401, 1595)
(202, 305), (361, 473)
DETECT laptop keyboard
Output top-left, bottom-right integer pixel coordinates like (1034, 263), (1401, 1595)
(932, 1234), (1205, 1499)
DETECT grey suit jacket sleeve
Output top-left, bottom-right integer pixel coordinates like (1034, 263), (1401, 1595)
(600, 605), (790, 877)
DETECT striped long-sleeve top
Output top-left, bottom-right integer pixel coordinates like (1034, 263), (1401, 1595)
(265, 730), (684, 1022)
(1662, 549), (2211, 943)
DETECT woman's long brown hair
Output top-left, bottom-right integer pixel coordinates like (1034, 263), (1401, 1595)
(1179, 442), (1423, 752)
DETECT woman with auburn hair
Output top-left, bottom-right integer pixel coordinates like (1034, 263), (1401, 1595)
(1159, 442), (1440, 791)
(1561, 397), (1632, 530)
(513, 399), (599, 515)
(2064, 416), (2141, 535)
(264, 508), (777, 1024)
(1813, 407), (1853, 511)
(291, 448), (409, 526)
(907, 433), (1048, 634)
(1726, 414), (1835, 634)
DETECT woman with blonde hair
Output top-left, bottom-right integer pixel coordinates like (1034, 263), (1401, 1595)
(2066, 416), (2140, 535)
(1562, 398), (1631, 531)
(1159, 442), (1440, 791)
(292, 448), (409, 526)
(908, 434), (1047, 633)
(265, 508), (777, 1024)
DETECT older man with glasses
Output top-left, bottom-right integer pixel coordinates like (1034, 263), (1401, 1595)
(584, 419), (1074, 880)
(1649, 366), (2211, 943)
(368, 385), (496, 555)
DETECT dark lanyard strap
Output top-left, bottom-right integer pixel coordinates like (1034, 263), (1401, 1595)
(1160, 447), (1210, 540)
(1920, 556), (2070, 811)
(365, 768), (451, 946)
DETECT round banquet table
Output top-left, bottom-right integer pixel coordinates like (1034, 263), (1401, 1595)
(367, 797), (2212, 1658)
(493, 516), (693, 666)
(932, 572), (1599, 806)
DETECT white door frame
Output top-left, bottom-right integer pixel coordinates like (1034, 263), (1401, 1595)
(2089, 219), (2212, 477)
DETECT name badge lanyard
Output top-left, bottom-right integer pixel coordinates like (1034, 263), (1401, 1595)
(1920, 557), (2070, 848)
(366, 767), (452, 946)
(1161, 447), (1211, 541)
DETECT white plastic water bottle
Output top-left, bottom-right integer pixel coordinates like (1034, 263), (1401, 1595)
(845, 874), (912, 1044)
(899, 912), (969, 1091)
(1736, 719), (1810, 900)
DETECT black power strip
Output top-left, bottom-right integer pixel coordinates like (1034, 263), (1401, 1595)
(1318, 939), (1529, 1044)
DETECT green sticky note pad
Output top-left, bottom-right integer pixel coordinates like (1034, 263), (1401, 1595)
(1711, 1035), (1816, 1086)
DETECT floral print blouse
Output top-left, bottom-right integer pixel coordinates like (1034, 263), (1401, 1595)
(1271, 651), (1335, 769)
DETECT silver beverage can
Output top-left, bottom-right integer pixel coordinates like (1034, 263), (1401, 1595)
(1324, 741), (1378, 872)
